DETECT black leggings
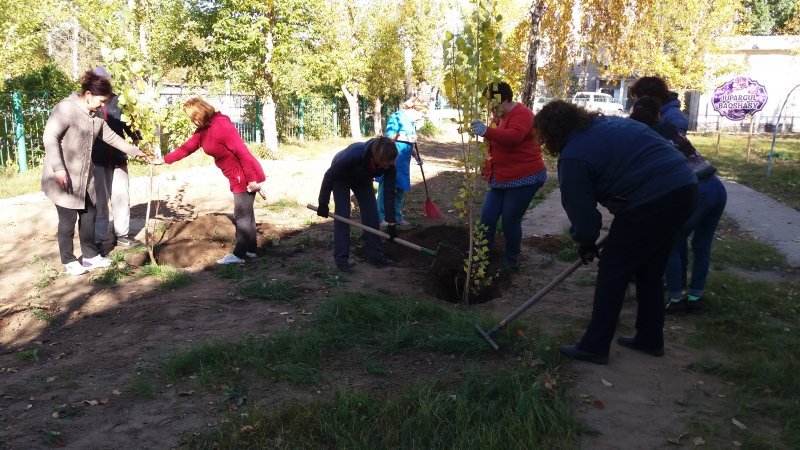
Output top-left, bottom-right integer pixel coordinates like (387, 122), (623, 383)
(233, 191), (257, 258)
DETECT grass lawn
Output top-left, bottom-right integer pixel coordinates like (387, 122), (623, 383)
(692, 133), (800, 210)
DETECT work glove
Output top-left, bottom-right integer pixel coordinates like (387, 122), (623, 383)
(470, 120), (488, 137)
(317, 204), (329, 218)
(387, 224), (397, 241)
(578, 243), (599, 264)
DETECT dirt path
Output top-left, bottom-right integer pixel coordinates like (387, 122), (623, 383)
(0, 127), (796, 448)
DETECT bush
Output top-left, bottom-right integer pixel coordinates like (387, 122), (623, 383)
(417, 119), (439, 137)
(2, 64), (76, 99)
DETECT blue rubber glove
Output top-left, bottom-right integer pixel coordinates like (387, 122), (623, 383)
(470, 120), (488, 137)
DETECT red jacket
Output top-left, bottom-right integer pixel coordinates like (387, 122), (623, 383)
(482, 103), (546, 183)
(165, 113), (266, 193)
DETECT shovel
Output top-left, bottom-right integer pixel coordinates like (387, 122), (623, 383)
(306, 204), (437, 257)
(475, 235), (608, 351)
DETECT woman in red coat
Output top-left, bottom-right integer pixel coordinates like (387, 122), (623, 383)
(159, 97), (266, 264)
(470, 82), (548, 270)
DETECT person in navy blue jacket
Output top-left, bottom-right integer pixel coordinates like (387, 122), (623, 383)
(534, 100), (697, 364)
(628, 76), (688, 135)
(317, 137), (399, 273)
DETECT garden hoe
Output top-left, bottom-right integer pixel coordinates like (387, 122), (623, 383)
(475, 235), (607, 351)
(306, 204), (438, 258)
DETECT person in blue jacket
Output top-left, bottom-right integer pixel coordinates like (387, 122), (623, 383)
(317, 137), (399, 273)
(629, 76), (688, 135)
(377, 97), (428, 227)
(534, 100), (697, 364)
(629, 96), (727, 314)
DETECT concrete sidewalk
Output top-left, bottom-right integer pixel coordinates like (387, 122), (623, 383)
(522, 179), (800, 268)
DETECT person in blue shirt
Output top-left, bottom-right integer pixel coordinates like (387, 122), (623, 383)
(317, 137), (399, 273)
(377, 97), (428, 227)
(534, 100), (697, 364)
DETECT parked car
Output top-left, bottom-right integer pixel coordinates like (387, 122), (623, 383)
(571, 92), (624, 116)
(532, 96), (551, 113)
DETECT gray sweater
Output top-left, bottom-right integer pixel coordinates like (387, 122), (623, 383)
(41, 94), (140, 209)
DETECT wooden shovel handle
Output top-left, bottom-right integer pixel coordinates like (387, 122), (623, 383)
(306, 204), (436, 257)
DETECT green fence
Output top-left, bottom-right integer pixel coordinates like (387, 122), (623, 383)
(0, 92), (60, 171)
(0, 92), (396, 171)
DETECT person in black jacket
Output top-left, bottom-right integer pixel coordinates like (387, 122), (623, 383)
(91, 67), (141, 249)
(317, 137), (399, 273)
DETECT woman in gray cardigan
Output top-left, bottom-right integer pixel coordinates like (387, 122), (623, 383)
(42, 69), (147, 276)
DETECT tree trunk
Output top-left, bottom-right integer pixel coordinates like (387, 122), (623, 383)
(262, 95), (278, 152)
(342, 83), (361, 139)
(521, 0), (545, 110)
(373, 97), (383, 136)
(404, 41), (413, 100)
(262, 26), (279, 152)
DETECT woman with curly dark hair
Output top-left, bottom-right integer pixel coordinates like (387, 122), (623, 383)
(535, 100), (697, 364)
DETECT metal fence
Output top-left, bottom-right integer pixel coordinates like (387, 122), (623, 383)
(0, 92), (60, 170)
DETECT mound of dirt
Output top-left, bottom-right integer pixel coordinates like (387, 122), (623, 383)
(132, 214), (300, 268)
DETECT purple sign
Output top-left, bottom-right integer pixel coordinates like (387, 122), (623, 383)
(711, 75), (768, 121)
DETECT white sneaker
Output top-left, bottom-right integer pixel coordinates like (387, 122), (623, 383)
(64, 261), (89, 276)
(245, 251), (257, 258)
(379, 221), (388, 228)
(217, 253), (245, 265)
(82, 255), (113, 270)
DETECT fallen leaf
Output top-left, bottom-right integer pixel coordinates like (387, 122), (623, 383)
(692, 437), (706, 446)
(515, 329), (525, 337)
(83, 400), (98, 406)
(592, 400), (604, 409)
(601, 378), (613, 387)
(731, 418), (748, 430)
(46, 377), (56, 383)
(732, 441), (742, 447)
(530, 359), (545, 366)
(179, 390), (195, 396)
(112, 389), (121, 396)
(99, 398), (109, 405)
(286, 317), (295, 323)
(279, 312), (290, 316)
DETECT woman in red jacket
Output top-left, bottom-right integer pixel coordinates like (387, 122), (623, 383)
(470, 82), (547, 270)
(159, 97), (266, 265)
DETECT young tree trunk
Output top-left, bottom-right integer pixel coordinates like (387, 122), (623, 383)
(373, 97), (383, 136)
(521, 0), (545, 110)
(342, 83), (361, 139)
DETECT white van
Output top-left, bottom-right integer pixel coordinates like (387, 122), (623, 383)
(571, 92), (624, 116)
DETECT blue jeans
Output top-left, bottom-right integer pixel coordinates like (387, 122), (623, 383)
(332, 179), (385, 266)
(479, 182), (543, 264)
(377, 180), (406, 223)
(666, 176), (727, 299)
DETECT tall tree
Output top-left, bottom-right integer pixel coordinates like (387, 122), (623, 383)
(742, 0), (799, 34)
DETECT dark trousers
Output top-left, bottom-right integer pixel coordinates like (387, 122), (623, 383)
(332, 179), (384, 266)
(55, 193), (100, 264)
(233, 192), (257, 258)
(578, 184), (697, 356)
